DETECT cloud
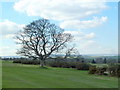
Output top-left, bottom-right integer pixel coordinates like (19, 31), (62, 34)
(1, 0), (116, 55)
(84, 33), (95, 39)
(64, 30), (118, 54)
(14, 0), (107, 21)
(64, 31), (95, 41)
(0, 46), (17, 56)
(14, 0), (108, 30)
(75, 40), (118, 54)
(60, 16), (108, 29)
(0, 20), (24, 38)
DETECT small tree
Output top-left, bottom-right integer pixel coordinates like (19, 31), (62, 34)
(15, 18), (73, 67)
(64, 46), (78, 59)
(92, 59), (96, 64)
(103, 58), (107, 64)
(76, 55), (84, 62)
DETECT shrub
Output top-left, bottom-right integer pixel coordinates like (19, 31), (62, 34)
(21, 60), (40, 65)
(48, 61), (89, 70)
(89, 66), (97, 74)
(117, 66), (120, 77)
(13, 60), (22, 63)
(76, 63), (90, 70)
(89, 64), (120, 77)
(61, 62), (71, 68)
(69, 62), (77, 68)
(33, 60), (40, 65)
(108, 64), (120, 77)
(13, 58), (90, 71)
(21, 60), (32, 64)
(61, 62), (77, 68)
(89, 65), (108, 75)
(95, 67), (107, 75)
(48, 61), (63, 67)
(13, 60), (40, 65)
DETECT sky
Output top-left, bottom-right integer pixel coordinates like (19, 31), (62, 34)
(0, 0), (118, 56)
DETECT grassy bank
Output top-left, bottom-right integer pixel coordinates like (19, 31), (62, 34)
(2, 61), (118, 88)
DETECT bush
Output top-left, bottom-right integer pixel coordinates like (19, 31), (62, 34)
(33, 60), (40, 65)
(89, 64), (120, 77)
(61, 62), (71, 68)
(69, 62), (77, 68)
(76, 63), (90, 70)
(48, 61), (63, 67)
(108, 64), (120, 77)
(62, 62), (77, 68)
(48, 61), (89, 70)
(13, 60), (22, 63)
(13, 60), (40, 65)
(89, 66), (97, 74)
(95, 67), (107, 75)
(89, 65), (108, 75)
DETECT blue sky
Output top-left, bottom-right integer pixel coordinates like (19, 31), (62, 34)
(0, 0), (118, 56)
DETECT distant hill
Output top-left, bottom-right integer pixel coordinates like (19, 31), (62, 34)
(0, 56), (22, 58)
(0, 54), (118, 60)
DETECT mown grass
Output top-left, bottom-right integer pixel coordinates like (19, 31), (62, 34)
(2, 61), (118, 88)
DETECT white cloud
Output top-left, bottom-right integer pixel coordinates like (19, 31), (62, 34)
(0, 46), (17, 56)
(64, 31), (95, 41)
(1, 0), (116, 55)
(14, 0), (108, 30)
(0, 20), (24, 38)
(64, 31), (84, 36)
(14, 0), (107, 21)
(64, 30), (117, 54)
(13, 0), (108, 33)
(75, 40), (118, 54)
(60, 16), (108, 29)
(84, 33), (95, 39)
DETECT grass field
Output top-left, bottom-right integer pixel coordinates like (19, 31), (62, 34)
(2, 60), (118, 88)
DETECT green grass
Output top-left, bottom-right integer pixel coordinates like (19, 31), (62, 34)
(2, 61), (118, 88)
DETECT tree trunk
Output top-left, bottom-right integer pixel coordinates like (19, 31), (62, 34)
(40, 60), (45, 67)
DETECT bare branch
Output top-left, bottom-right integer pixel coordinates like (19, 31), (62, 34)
(15, 18), (73, 67)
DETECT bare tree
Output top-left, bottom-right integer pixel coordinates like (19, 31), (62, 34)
(64, 46), (78, 59)
(15, 19), (73, 67)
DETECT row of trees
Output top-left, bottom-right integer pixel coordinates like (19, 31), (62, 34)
(91, 58), (107, 64)
(1, 56), (118, 64)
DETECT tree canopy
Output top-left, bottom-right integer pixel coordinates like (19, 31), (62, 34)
(15, 18), (73, 67)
